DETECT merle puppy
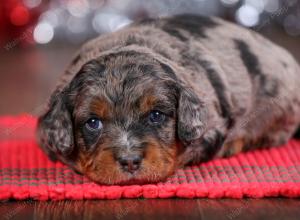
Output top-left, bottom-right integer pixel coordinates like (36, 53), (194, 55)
(37, 15), (300, 185)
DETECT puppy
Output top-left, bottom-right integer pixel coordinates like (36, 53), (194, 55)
(37, 15), (300, 185)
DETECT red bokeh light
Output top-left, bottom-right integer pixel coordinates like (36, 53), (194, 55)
(10, 5), (30, 26)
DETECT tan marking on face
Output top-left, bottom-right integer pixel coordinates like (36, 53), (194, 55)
(140, 137), (178, 183)
(75, 136), (178, 185)
(139, 94), (157, 114)
(77, 143), (122, 185)
(90, 98), (112, 120)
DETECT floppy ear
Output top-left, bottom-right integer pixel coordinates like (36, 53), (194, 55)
(37, 89), (74, 161)
(177, 85), (207, 146)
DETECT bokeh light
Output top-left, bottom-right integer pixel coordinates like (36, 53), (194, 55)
(2, 0), (300, 46)
(245, 0), (265, 13)
(92, 13), (132, 33)
(23, 0), (42, 8)
(264, 0), (279, 13)
(10, 5), (30, 26)
(33, 22), (54, 44)
(39, 11), (59, 28)
(66, 0), (90, 18)
(284, 14), (300, 36)
(236, 4), (260, 27)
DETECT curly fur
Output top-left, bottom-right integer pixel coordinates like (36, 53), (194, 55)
(37, 15), (300, 184)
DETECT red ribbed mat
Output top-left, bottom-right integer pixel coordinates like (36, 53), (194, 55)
(0, 115), (300, 200)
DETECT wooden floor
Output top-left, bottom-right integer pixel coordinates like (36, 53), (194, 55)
(0, 26), (300, 219)
(0, 199), (300, 220)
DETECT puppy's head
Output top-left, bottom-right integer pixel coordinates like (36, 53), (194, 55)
(37, 51), (205, 184)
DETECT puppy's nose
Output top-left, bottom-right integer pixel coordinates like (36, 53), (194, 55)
(118, 155), (142, 173)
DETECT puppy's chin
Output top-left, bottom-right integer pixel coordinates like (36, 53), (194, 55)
(75, 140), (178, 185)
(84, 168), (174, 186)
(77, 158), (177, 185)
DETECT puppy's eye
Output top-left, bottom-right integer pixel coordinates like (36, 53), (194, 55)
(149, 110), (166, 124)
(85, 117), (102, 131)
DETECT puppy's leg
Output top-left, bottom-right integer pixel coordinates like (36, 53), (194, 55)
(177, 122), (229, 166)
(218, 116), (300, 158)
(218, 136), (272, 158)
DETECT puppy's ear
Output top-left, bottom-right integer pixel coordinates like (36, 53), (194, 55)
(37, 89), (74, 160)
(177, 85), (207, 146)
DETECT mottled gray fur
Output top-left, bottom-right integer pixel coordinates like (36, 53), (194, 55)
(37, 15), (300, 184)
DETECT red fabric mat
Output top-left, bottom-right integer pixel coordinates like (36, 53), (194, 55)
(1, 115), (300, 200)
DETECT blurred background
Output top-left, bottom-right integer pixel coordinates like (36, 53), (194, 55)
(0, 0), (299, 116)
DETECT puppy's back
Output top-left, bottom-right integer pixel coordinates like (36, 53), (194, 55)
(62, 15), (300, 122)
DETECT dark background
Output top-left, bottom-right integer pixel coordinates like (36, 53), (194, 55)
(0, 0), (300, 115)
